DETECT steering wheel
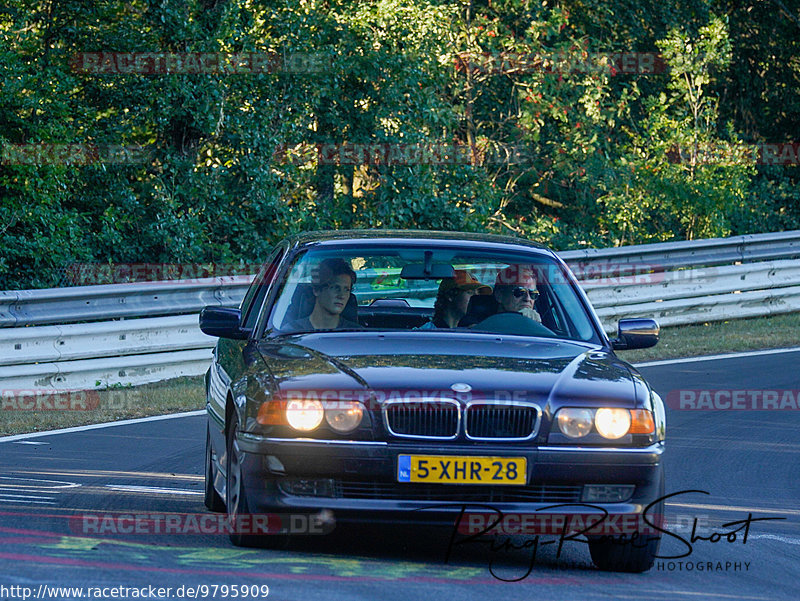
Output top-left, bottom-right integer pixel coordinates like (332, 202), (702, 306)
(473, 311), (556, 337)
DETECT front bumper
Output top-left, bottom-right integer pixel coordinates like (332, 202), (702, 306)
(237, 433), (664, 526)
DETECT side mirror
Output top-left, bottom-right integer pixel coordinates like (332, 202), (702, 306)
(199, 307), (248, 339)
(612, 318), (659, 350)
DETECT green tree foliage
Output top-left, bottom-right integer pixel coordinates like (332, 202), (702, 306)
(0, 0), (797, 289)
(597, 15), (755, 243)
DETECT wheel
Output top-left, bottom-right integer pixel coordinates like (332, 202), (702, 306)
(588, 530), (661, 572)
(204, 424), (225, 512)
(226, 419), (261, 547)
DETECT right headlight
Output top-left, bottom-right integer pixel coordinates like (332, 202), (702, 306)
(594, 408), (631, 439)
(285, 399), (324, 431)
(554, 407), (654, 440)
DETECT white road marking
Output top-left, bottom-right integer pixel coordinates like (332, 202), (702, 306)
(0, 476), (81, 489)
(14, 441), (47, 445)
(0, 493), (56, 500)
(13, 469), (203, 482)
(104, 484), (203, 496)
(747, 534), (800, 545)
(0, 410), (205, 443)
(666, 501), (800, 516)
(634, 346), (800, 368)
(621, 592), (770, 600)
(0, 475), (79, 510)
(0, 498), (57, 505)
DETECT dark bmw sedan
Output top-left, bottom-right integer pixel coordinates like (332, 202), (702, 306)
(200, 230), (666, 572)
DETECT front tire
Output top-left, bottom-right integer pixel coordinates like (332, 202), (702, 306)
(226, 419), (260, 547)
(588, 531), (661, 572)
(589, 469), (665, 572)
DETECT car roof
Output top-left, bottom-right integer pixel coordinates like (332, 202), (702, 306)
(283, 229), (554, 255)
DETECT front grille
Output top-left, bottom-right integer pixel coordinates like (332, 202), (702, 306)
(465, 403), (540, 440)
(279, 478), (583, 503)
(384, 399), (459, 439)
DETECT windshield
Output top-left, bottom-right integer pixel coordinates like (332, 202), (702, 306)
(267, 245), (601, 343)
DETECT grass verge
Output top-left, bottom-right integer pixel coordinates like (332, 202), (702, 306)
(620, 311), (800, 364)
(0, 376), (204, 437)
(1, 312), (798, 436)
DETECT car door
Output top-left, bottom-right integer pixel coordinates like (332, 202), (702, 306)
(207, 245), (286, 432)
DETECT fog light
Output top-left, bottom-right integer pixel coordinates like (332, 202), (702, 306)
(557, 408), (595, 438)
(280, 478), (335, 497)
(582, 485), (635, 503)
(595, 408), (631, 439)
(286, 399), (324, 431)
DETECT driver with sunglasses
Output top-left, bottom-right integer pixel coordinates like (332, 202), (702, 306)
(493, 265), (542, 322)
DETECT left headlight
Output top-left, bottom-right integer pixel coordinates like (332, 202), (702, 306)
(257, 398), (368, 434)
(285, 399), (324, 431)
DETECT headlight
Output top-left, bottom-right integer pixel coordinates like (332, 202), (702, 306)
(557, 408), (595, 438)
(286, 399), (324, 431)
(325, 401), (364, 433)
(594, 408), (631, 439)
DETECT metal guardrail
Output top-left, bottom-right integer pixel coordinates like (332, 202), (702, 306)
(1, 230), (798, 391)
(0, 349), (213, 391)
(0, 314), (213, 367)
(559, 230), (800, 269)
(0, 276), (252, 328)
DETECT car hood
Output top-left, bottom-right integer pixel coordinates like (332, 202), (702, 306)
(257, 332), (639, 409)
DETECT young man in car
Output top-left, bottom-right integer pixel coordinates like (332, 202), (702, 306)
(493, 264), (542, 322)
(286, 258), (361, 331)
(418, 269), (491, 329)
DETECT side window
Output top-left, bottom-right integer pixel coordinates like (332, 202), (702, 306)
(241, 246), (285, 331)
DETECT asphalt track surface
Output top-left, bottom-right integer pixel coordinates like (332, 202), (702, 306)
(1, 349), (798, 601)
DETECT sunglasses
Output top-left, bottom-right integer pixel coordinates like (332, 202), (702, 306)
(511, 286), (539, 300)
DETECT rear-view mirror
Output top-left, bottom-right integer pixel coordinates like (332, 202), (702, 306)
(400, 263), (455, 280)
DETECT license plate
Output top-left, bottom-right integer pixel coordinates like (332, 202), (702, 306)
(397, 455), (527, 485)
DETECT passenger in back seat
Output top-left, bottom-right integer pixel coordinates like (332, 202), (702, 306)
(416, 269), (491, 329)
